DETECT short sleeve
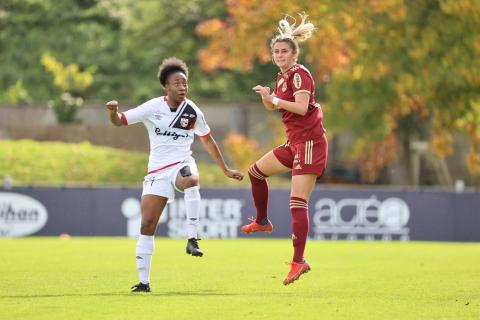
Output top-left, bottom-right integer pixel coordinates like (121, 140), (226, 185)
(121, 100), (152, 125)
(291, 70), (313, 96)
(193, 108), (211, 137)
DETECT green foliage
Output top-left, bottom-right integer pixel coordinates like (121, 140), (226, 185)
(0, 140), (250, 186)
(0, 80), (31, 105)
(0, 0), (121, 103)
(325, 0), (480, 177)
(48, 93), (85, 123)
(2, 0), (479, 182)
(0, 140), (147, 185)
(195, 0), (480, 181)
(41, 52), (95, 122)
(111, 0), (276, 102)
(41, 52), (95, 94)
(0, 0), (276, 104)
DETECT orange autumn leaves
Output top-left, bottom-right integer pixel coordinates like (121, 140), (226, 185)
(198, 0), (480, 182)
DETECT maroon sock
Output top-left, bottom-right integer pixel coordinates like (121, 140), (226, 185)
(290, 197), (309, 263)
(248, 164), (269, 224)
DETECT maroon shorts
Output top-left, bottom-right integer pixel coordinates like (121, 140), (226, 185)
(273, 135), (328, 177)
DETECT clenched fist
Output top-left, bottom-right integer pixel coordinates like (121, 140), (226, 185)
(106, 100), (118, 111)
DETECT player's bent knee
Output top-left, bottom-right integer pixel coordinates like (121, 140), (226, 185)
(181, 176), (199, 189)
(140, 224), (156, 235)
(141, 215), (158, 229)
(248, 163), (268, 181)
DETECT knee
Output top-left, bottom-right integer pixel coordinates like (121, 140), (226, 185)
(181, 176), (199, 189)
(248, 164), (268, 182)
(141, 216), (157, 234)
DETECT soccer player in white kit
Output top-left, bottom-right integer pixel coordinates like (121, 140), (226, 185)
(106, 57), (244, 292)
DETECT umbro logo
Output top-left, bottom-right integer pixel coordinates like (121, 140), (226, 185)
(136, 256), (143, 260)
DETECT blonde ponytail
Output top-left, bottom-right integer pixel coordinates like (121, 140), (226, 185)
(271, 13), (315, 52)
(291, 13), (315, 43)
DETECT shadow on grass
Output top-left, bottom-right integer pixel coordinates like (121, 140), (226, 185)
(0, 289), (291, 298)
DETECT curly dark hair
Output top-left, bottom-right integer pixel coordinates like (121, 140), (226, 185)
(157, 57), (189, 87)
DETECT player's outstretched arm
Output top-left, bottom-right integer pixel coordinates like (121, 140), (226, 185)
(199, 134), (244, 181)
(106, 100), (125, 126)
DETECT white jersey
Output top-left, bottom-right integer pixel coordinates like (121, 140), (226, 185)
(121, 96), (210, 173)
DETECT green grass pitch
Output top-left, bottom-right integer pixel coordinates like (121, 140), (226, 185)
(0, 238), (479, 319)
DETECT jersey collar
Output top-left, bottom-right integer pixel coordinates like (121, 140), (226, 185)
(278, 63), (298, 76)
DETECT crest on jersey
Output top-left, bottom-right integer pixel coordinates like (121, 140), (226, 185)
(293, 73), (302, 89)
(282, 82), (287, 92)
(180, 117), (189, 128)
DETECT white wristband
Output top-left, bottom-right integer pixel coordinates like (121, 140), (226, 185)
(272, 97), (280, 106)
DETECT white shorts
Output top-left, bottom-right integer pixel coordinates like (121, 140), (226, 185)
(142, 157), (198, 203)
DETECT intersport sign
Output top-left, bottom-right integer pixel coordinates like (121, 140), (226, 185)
(0, 192), (48, 237)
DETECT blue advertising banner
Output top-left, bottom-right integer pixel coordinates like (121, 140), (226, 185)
(0, 187), (479, 241)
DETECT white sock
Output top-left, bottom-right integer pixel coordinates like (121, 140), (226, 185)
(135, 234), (154, 284)
(184, 186), (201, 239)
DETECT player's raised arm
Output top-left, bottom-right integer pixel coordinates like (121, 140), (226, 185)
(106, 100), (125, 126)
(252, 85), (309, 115)
(252, 85), (276, 110)
(198, 134), (244, 181)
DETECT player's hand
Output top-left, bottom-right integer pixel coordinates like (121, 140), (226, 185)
(106, 100), (118, 112)
(224, 168), (244, 181)
(252, 85), (272, 101)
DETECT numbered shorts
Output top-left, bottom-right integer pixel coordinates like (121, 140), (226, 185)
(142, 157), (198, 202)
(273, 135), (328, 177)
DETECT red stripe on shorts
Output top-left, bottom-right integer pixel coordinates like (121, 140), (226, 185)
(147, 161), (181, 175)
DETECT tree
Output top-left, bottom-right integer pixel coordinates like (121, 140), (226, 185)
(197, 0), (480, 184)
(0, 0), (121, 103)
(41, 52), (95, 122)
(0, 0), (278, 104)
(114, 0), (277, 102)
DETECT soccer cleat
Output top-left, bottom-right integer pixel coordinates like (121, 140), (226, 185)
(240, 217), (273, 234)
(186, 238), (203, 257)
(283, 260), (311, 286)
(131, 282), (151, 292)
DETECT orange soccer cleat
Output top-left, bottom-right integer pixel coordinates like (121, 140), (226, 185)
(240, 217), (273, 234)
(283, 260), (311, 285)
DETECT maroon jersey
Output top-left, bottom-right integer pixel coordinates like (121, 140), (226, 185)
(274, 64), (325, 143)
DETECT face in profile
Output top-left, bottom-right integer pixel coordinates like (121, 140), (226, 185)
(272, 41), (298, 70)
(165, 72), (188, 102)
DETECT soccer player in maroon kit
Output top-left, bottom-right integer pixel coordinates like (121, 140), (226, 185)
(241, 14), (328, 285)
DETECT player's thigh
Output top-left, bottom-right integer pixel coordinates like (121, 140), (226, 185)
(175, 171), (199, 191)
(141, 194), (168, 225)
(174, 161), (200, 191)
(255, 150), (291, 177)
(290, 174), (317, 201)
